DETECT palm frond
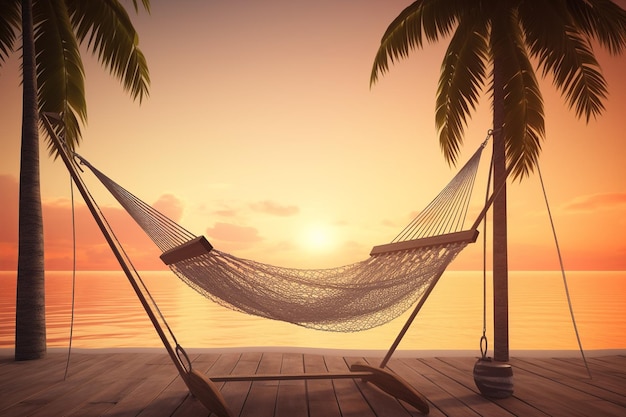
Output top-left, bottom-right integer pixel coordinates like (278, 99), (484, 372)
(521, 1), (608, 122)
(419, 0), (464, 42)
(370, 1), (425, 86)
(436, 18), (489, 165)
(33, 0), (86, 151)
(370, 0), (466, 86)
(67, 0), (150, 102)
(0, 0), (20, 63)
(130, 0), (150, 14)
(491, 9), (545, 180)
(566, 0), (626, 55)
(553, 30), (607, 121)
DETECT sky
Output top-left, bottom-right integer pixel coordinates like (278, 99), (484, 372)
(1, 0), (625, 272)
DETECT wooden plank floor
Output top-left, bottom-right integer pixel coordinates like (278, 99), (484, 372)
(1, 351), (624, 417)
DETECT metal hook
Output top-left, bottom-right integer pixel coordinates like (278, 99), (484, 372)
(480, 335), (489, 360)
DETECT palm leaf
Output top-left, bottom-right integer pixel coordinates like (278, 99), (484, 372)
(520, 1), (607, 122)
(33, 0), (86, 151)
(418, 0), (463, 42)
(67, 0), (150, 103)
(130, 0), (150, 14)
(370, 0), (466, 86)
(566, 0), (626, 55)
(370, 1), (425, 85)
(554, 29), (607, 121)
(436, 17), (489, 165)
(0, 0), (20, 62)
(491, 7), (544, 180)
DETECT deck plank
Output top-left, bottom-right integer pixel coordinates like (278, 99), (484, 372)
(402, 357), (509, 417)
(0, 352), (97, 410)
(0, 352), (70, 391)
(1, 352), (625, 417)
(377, 358), (448, 417)
(324, 354), (376, 417)
(275, 353), (307, 417)
(4, 353), (141, 417)
(511, 359), (625, 417)
(350, 356), (423, 417)
(558, 356), (626, 385)
(303, 353), (342, 417)
(98, 361), (179, 417)
(511, 357), (626, 408)
(68, 353), (165, 417)
(238, 352), (281, 417)
(594, 354), (626, 370)
(0, 360), (64, 410)
(219, 352), (262, 417)
(428, 356), (550, 417)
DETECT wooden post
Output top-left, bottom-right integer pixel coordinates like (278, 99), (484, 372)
(492, 60), (510, 363)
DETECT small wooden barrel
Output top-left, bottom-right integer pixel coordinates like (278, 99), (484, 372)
(473, 358), (514, 398)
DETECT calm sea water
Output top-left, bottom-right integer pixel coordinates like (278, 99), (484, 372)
(1, 270), (624, 352)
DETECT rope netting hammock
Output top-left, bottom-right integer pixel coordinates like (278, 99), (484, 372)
(72, 136), (490, 332)
(43, 111), (496, 415)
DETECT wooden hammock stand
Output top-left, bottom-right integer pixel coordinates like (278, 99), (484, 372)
(43, 112), (486, 416)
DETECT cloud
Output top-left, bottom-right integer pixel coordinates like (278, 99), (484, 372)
(152, 193), (184, 222)
(563, 193), (626, 212)
(380, 219), (397, 228)
(212, 208), (240, 217)
(250, 200), (299, 217)
(206, 222), (263, 243)
(0, 174), (178, 270)
(41, 196), (168, 270)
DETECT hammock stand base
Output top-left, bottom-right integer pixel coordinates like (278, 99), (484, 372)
(185, 370), (233, 417)
(207, 364), (430, 415)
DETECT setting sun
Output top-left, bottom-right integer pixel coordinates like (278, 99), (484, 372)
(301, 223), (334, 252)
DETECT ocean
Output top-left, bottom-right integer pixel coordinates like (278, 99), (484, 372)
(1, 270), (624, 352)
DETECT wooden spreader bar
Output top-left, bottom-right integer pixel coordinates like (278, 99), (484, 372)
(160, 236), (213, 265)
(370, 229), (479, 256)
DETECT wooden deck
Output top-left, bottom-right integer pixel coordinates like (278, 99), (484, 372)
(1, 351), (624, 417)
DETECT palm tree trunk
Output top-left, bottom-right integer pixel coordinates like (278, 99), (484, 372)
(492, 55), (509, 363)
(15, 0), (46, 361)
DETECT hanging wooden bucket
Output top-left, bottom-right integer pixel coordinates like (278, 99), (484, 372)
(473, 357), (514, 398)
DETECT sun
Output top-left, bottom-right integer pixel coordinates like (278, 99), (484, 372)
(301, 224), (334, 251)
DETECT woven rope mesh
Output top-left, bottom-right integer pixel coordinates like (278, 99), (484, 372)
(77, 142), (485, 332)
(167, 243), (467, 331)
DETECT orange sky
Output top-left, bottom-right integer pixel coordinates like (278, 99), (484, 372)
(1, 0), (625, 272)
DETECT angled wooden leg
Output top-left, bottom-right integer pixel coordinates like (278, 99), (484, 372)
(184, 369), (233, 417)
(350, 362), (429, 414)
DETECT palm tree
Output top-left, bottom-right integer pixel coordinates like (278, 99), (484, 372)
(371, 0), (626, 362)
(0, 0), (151, 360)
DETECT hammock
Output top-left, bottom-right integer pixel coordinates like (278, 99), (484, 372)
(43, 112), (493, 416)
(74, 139), (486, 333)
